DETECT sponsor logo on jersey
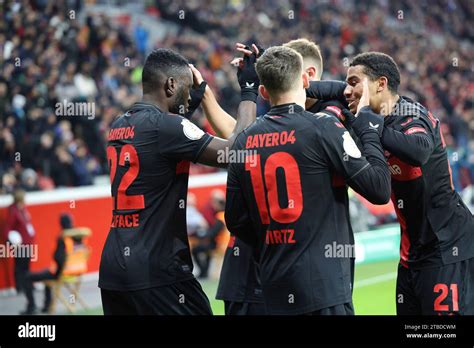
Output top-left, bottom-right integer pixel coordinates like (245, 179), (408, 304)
(245, 130), (296, 149)
(108, 126), (135, 141)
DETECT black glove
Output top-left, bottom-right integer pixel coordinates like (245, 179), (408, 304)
(351, 106), (384, 138)
(237, 46), (263, 103)
(254, 44), (266, 58)
(184, 81), (207, 119)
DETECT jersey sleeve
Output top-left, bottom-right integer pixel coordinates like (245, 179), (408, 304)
(381, 116), (435, 166)
(306, 80), (347, 106)
(319, 115), (371, 181)
(224, 135), (257, 246)
(157, 113), (213, 162)
(318, 115), (391, 204)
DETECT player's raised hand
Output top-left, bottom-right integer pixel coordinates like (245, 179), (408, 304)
(235, 43), (261, 57)
(189, 64), (204, 87)
(232, 43), (265, 67)
(351, 77), (384, 137)
(186, 64), (207, 119)
(235, 43), (261, 103)
(356, 77), (370, 116)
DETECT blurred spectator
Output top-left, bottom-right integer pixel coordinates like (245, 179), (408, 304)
(186, 192), (208, 237)
(2, 188), (36, 314)
(202, 189), (226, 227)
(27, 213), (70, 314)
(133, 21), (149, 57)
(2, 172), (17, 194)
(51, 145), (76, 187)
(192, 190), (226, 279)
(0, 0), (142, 192)
(0, 0), (471, 194)
(20, 168), (38, 191)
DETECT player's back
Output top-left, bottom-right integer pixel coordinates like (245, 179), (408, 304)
(228, 103), (354, 314)
(216, 99), (355, 308)
(99, 102), (211, 291)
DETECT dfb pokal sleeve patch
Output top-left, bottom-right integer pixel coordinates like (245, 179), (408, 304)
(181, 119), (205, 140)
(342, 131), (361, 158)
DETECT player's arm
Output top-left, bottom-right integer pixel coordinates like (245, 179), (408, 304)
(196, 99), (256, 168)
(225, 190), (256, 246)
(321, 79), (391, 204)
(203, 86), (236, 138)
(381, 119), (435, 166)
(224, 147), (257, 246)
(306, 80), (348, 106)
(189, 42), (263, 140)
(306, 80), (353, 128)
(196, 45), (261, 167)
(157, 100), (255, 169)
(189, 65), (236, 139)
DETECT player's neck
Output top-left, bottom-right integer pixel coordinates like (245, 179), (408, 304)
(142, 95), (169, 113)
(270, 92), (306, 110)
(305, 97), (317, 110)
(379, 94), (400, 116)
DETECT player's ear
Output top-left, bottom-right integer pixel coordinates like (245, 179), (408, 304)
(165, 77), (176, 97)
(305, 66), (317, 81)
(302, 72), (310, 89)
(377, 76), (388, 93)
(259, 85), (269, 101)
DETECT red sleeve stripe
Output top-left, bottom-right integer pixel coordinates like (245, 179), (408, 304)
(427, 111), (437, 128)
(404, 127), (427, 135)
(400, 117), (413, 126)
(325, 106), (344, 121)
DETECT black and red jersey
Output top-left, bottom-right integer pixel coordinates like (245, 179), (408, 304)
(215, 234), (263, 303)
(382, 96), (474, 269)
(98, 102), (212, 291)
(306, 81), (474, 269)
(225, 103), (389, 314)
(216, 99), (355, 304)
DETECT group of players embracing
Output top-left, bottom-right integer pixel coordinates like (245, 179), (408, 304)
(99, 38), (474, 316)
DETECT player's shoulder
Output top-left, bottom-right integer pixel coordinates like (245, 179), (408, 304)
(300, 110), (344, 133)
(393, 96), (437, 130)
(396, 96), (428, 117)
(157, 112), (209, 143)
(142, 105), (192, 133)
(113, 102), (164, 127)
(231, 118), (261, 149)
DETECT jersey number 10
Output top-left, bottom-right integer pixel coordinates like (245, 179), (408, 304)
(245, 152), (303, 224)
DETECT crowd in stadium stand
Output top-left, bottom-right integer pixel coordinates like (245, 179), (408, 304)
(0, 0), (472, 194)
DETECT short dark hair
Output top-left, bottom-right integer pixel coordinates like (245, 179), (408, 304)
(350, 52), (400, 94)
(142, 48), (189, 94)
(256, 46), (303, 95)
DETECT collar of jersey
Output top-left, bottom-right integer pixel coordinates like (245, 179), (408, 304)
(267, 103), (304, 116)
(131, 102), (163, 113)
(385, 96), (423, 125)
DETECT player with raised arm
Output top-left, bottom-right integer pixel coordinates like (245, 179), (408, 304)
(192, 39), (357, 315)
(224, 46), (390, 315)
(98, 47), (259, 315)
